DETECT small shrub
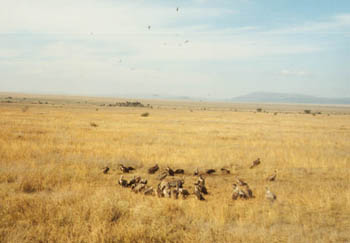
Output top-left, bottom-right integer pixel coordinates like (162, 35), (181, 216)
(19, 178), (44, 193)
(141, 112), (149, 117)
(274, 112), (278, 115)
(90, 122), (98, 127)
(0, 173), (17, 183)
(256, 108), (262, 112)
(304, 110), (311, 114)
(7, 174), (17, 183)
(22, 106), (29, 112)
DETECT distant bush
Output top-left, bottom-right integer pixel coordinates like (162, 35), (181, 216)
(256, 108), (262, 112)
(304, 110), (312, 114)
(90, 122), (98, 127)
(19, 177), (44, 193)
(22, 106), (29, 112)
(110, 101), (146, 107)
(141, 112), (149, 117)
(274, 112), (278, 115)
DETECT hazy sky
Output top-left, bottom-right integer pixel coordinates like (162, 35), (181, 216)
(1, 0), (349, 98)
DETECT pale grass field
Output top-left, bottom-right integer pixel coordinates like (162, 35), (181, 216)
(0, 96), (349, 242)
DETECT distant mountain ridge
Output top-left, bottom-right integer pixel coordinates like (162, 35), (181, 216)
(230, 92), (350, 105)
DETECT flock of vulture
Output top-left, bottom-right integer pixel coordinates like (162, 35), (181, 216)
(103, 158), (278, 202)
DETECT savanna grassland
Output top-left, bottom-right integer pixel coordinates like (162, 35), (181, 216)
(0, 93), (349, 243)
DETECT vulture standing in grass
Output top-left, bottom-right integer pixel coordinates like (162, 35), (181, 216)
(232, 184), (240, 200)
(236, 178), (248, 186)
(158, 171), (168, 180)
(267, 170), (277, 181)
(166, 166), (175, 176)
(174, 169), (185, 174)
(127, 166), (135, 171)
(250, 158), (261, 169)
(265, 187), (277, 202)
(144, 187), (154, 195)
(221, 168), (230, 174)
(148, 164), (159, 174)
(206, 169), (216, 175)
(194, 184), (205, 201)
(118, 175), (128, 187)
(103, 166), (110, 174)
(119, 164), (130, 173)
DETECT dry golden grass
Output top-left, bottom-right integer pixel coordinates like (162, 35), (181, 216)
(0, 95), (349, 242)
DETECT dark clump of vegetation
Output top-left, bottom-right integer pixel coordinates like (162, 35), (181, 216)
(256, 108), (262, 112)
(22, 106), (29, 112)
(304, 110), (312, 114)
(141, 112), (150, 117)
(90, 122), (98, 127)
(116, 101), (145, 107)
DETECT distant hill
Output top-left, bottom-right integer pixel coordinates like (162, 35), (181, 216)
(230, 92), (350, 105)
